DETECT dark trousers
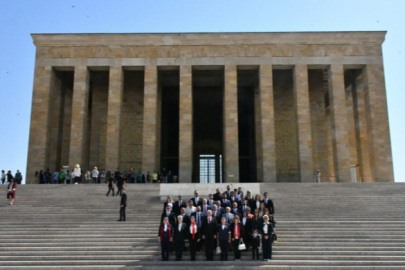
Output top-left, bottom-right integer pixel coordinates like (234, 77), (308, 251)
(189, 238), (198, 261)
(232, 239), (242, 259)
(116, 185), (123, 196)
(262, 236), (272, 260)
(252, 247), (259, 260)
(92, 177), (97, 183)
(1, 179), (5, 184)
(205, 238), (215, 260)
(119, 206), (126, 221)
(161, 239), (170, 261)
(219, 239), (229, 261)
(175, 241), (184, 260)
(106, 187), (115, 196)
(74, 176), (81, 184)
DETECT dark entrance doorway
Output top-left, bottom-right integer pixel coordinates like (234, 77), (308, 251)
(192, 68), (224, 183)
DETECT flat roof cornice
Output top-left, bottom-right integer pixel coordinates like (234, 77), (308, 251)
(31, 31), (386, 47)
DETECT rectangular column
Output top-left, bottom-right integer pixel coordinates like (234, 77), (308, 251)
(364, 64), (394, 182)
(105, 66), (123, 170)
(293, 65), (314, 182)
(179, 65), (193, 182)
(142, 66), (158, 174)
(224, 65), (239, 183)
(69, 66), (90, 170)
(259, 65), (277, 182)
(328, 64), (351, 181)
(26, 66), (53, 183)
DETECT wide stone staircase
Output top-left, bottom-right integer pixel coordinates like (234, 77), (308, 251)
(0, 183), (405, 269)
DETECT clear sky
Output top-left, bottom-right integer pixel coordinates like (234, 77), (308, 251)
(0, 0), (404, 183)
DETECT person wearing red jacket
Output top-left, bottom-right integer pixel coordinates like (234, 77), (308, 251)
(158, 217), (173, 261)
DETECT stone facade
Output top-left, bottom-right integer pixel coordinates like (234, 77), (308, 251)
(27, 32), (394, 183)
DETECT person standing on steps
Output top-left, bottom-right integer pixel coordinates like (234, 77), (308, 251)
(315, 169), (321, 183)
(106, 176), (115, 196)
(116, 174), (126, 197)
(158, 216), (173, 261)
(91, 166), (99, 184)
(188, 215), (200, 261)
(230, 215), (244, 261)
(1, 170), (6, 185)
(7, 177), (17, 205)
(260, 215), (275, 261)
(174, 215), (188, 261)
(217, 216), (231, 261)
(73, 164), (81, 184)
(118, 188), (127, 221)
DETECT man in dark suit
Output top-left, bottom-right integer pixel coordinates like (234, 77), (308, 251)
(229, 191), (241, 208)
(220, 193), (231, 209)
(201, 199), (211, 215)
(161, 205), (176, 227)
(213, 188), (222, 202)
(262, 192), (275, 214)
(191, 206), (205, 229)
(207, 194), (216, 208)
(217, 216), (231, 261)
(231, 202), (241, 219)
(118, 188), (127, 221)
(179, 207), (190, 227)
(174, 215), (188, 261)
(215, 201), (225, 215)
(226, 185), (232, 199)
(202, 210), (218, 261)
(240, 200), (250, 213)
(211, 205), (222, 224)
(190, 190), (203, 207)
(173, 195), (187, 216)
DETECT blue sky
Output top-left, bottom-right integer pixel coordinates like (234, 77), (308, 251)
(0, 0), (404, 182)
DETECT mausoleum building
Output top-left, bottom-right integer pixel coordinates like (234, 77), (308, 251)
(27, 32), (394, 183)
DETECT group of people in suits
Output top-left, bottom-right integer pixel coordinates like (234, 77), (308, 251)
(158, 186), (276, 261)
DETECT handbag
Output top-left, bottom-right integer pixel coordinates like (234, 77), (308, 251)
(216, 246), (221, 254)
(238, 240), (246, 250)
(272, 234), (277, 243)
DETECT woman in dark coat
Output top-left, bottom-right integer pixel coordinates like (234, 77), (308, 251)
(188, 216), (201, 261)
(7, 177), (17, 205)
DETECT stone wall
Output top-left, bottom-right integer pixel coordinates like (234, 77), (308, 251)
(119, 71), (144, 171)
(274, 70), (299, 182)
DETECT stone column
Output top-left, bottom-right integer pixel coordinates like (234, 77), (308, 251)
(259, 65), (277, 182)
(363, 64), (394, 182)
(26, 66), (54, 183)
(328, 65), (351, 182)
(224, 65), (239, 183)
(293, 65), (314, 182)
(69, 66), (90, 170)
(105, 66), (123, 171)
(179, 65), (193, 182)
(142, 66), (158, 174)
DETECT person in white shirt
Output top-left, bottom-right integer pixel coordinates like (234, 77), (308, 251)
(185, 200), (196, 216)
(72, 164), (81, 184)
(91, 166), (99, 184)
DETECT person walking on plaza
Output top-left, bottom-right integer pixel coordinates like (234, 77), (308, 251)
(217, 216), (231, 261)
(1, 170), (5, 185)
(118, 188), (127, 221)
(91, 166), (99, 184)
(158, 216), (173, 261)
(7, 177), (17, 205)
(106, 176), (115, 196)
(261, 215), (275, 261)
(73, 164), (81, 184)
